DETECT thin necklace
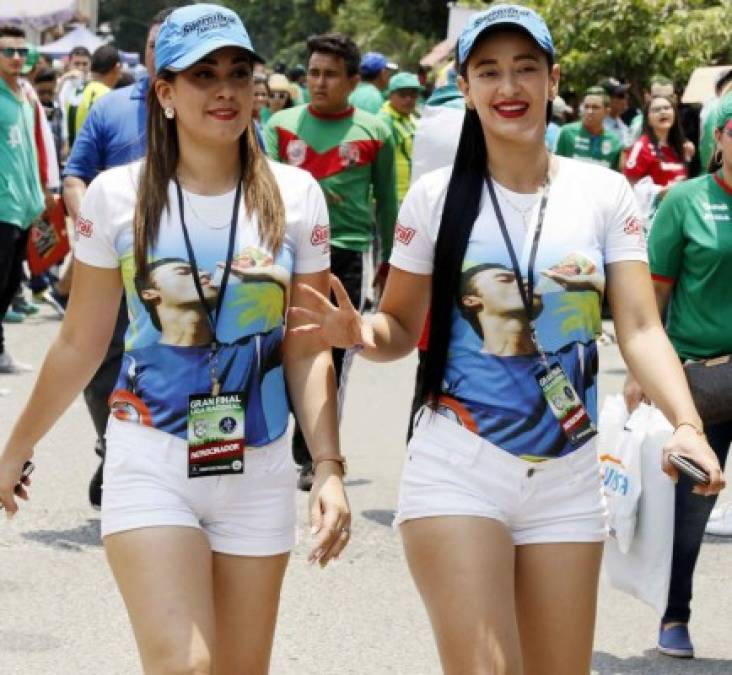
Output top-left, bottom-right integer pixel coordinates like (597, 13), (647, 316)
(493, 183), (542, 230)
(182, 188), (233, 230)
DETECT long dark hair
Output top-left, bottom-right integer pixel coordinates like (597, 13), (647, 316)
(133, 65), (286, 280)
(642, 94), (687, 166)
(418, 31), (552, 408)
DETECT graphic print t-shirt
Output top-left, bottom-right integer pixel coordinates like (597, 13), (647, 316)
(390, 157), (647, 460)
(74, 160), (330, 446)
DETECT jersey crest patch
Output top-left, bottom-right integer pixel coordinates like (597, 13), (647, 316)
(395, 222), (416, 246)
(286, 139), (308, 167)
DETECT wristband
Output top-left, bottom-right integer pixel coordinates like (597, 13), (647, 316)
(674, 421), (705, 437)
(313, 455), (348, 476)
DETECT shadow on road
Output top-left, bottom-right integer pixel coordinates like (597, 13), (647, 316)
(361, 509), (395, 527)
(593, 649), (732, 673)
(21, 518), (101, 550)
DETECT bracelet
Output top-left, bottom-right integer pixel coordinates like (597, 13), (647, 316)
(312, 455), (348, 476)
(674, 421), (705, 436)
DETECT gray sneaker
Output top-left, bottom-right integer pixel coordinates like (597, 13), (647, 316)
(0, 351), (33, 374)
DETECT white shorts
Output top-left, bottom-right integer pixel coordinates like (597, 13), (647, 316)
(395, 409), (608, 545)
(101, 417), (297, 556)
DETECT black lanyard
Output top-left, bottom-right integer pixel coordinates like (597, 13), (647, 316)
(174, 177), (241, 353)
(485, 174), (551, 326)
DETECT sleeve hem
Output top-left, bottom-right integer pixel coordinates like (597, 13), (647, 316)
(650, 272), (676, 284)
(604, 251), (648, 265)
(293, 258), (329, 275)
(74, 250), (120, 269)
(389, 252), (433, 275)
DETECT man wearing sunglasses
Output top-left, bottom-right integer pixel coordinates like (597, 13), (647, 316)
(0, 25), (45, 376)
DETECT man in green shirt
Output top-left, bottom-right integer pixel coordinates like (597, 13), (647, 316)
(265, 33), (397, 488)
(349, 51), (396, 114)
(0, 24), (44, 374)
(555, 86), (622, 170)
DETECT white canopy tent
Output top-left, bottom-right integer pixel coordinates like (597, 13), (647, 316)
(37, 25), (139, 66)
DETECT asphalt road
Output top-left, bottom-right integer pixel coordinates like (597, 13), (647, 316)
(1, 309), (731, 674)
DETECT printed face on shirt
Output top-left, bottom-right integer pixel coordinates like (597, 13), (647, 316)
(138, 258), (218, 336)
(459, 30), (559, 147)
(158, 47), (254, 148)
(462, 265), (542, 315)
(0, 37), (27, 79)
(307, 51), (358, 114)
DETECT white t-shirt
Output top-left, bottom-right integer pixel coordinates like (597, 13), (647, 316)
(391, 156), (647, 460)
(74, 160), (330, 446)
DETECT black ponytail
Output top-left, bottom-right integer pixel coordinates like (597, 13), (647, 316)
(418, 106), (487, 408)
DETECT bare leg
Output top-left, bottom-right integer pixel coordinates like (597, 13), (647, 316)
(211, 552), (289, 675)
(401, 517), (523, 675)
(515, 542), (603, 675)
(104, 526), (215, 675)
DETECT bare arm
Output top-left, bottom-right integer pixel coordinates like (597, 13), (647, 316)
(0, 261), (123, 511)
(62, 175), (87, 225)
(609, 261), (724, 493)
(284, 270), (350, 566)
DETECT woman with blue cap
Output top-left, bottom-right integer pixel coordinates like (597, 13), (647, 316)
(0, 4), (350, 673)
(291, 4), (724, 672)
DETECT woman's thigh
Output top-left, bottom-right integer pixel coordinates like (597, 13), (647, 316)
(515, 542), (603, 675)
(211, 552), (290, 675)
(401, 516), (522, 675)
(104, 525), (215, 675)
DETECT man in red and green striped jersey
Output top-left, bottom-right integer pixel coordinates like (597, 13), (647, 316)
(264, 32), (398, 489)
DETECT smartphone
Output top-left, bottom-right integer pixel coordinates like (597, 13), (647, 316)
(668, 453), (710, 485)
(0, 460), (34, 509)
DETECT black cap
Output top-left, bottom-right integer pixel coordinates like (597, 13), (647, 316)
(600, 77), (630, 97)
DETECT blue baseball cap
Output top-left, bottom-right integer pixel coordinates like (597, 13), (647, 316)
(457, 4), (554, 68)
(360, 52), (398, 77)
(155, 4), (264, 74)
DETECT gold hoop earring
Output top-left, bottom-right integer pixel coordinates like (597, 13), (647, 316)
(164, 107), (175, 120)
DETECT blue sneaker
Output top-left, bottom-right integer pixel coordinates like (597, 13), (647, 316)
(658, 622), (694, 658)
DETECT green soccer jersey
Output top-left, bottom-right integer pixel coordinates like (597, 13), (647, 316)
(264, 103), (398, 259)
(555, 121), (622, 171)
(649, 173), (732, 360)
(0, 78), (44, 229)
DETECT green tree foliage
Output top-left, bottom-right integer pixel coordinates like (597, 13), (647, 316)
(100, 0), (732, 94)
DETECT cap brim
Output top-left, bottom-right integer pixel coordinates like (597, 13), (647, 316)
(463, 22), (553, 65)
(162, 37), (264, 73)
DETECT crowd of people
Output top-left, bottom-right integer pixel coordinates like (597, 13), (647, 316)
(0, 2), (731, 673)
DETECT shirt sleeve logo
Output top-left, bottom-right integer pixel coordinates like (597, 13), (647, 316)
(395, 222), (416, 246)
(623, 216), (643, 236)
(310, 224), (329, 247)
(76, 217), (93, 238)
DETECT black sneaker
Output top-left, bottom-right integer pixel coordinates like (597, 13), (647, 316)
(89, 458), (104, 510)
(297, 462), (314, 492)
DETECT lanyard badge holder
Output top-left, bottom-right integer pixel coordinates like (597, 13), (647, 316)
(176, 178), (246, 478)
(485, 173), (597, 449)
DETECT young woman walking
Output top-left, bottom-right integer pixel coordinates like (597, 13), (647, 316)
(291, 5), (724, 674)
(0, 5), (350, 674)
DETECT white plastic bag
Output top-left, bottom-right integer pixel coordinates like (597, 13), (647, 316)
(598, 395), (644, 553)
(601, 403), (675, 616)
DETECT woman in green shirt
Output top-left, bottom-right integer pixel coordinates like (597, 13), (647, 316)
(625, 92), (732, 659)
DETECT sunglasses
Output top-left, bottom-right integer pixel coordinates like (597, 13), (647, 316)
(1, 47), (29, 58)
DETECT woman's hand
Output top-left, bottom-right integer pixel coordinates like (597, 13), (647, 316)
(0, 448), (34, 516)
(308, 462), (351, 567)
(623, 373), (648, 413)
(288, 274), (375, 350)
(662, 427), (726, 496)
